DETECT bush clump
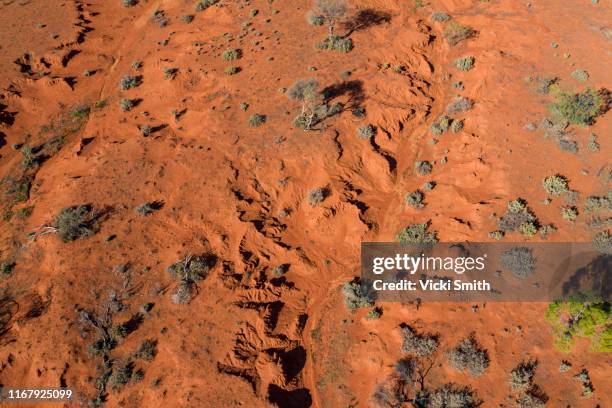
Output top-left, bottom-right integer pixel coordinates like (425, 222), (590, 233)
(405, 190), (425, 209)
(54, 205), (100, 242)
(122, 0), (137, 7)
(542, 175), (569, 196)
(550, 88), (604, 126)
(508, 360), (537, 390)
(316, 35), (353, 53)
(428, 385), (478, 408)
(446, 336), (489, 376)
(454, 56), (475, 71)
(342, 278), (375, 310)
(167, 254), (216, 283)
(119, 75), (141, 90)
(357, 124), (376, 139)
(396, 222), (438, 245)
(415, 160), (433, 176)
(446, 97), (473, 113)
(248, 113), (266, 127)
(430, 12), (451, 22)
(120, 98), (134, 112)
(194, 0), (218, 12)
(400, 325), (439, 357)
(592, 230), (611, 254)
(443, 21), (476, 46)
(429, 115), (452, 135)
(222, 48), (242, 61)
(498, 198), (539, 236)
(308, 187), (330, 206)
(500, 247), (536, 278)
(135, 339), (157, 361)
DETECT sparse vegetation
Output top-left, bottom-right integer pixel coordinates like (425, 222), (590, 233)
(570, 69), (589, 82)
(54, 205), (100, 242)
(498, 198), (539, 236)
(122, 0), (137, 7)
(366, 307), (382, 320)
(451, 119), (464, 133)
(561, 206), (578, 221)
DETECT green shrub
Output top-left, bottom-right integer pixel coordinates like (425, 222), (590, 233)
(307, 12), (325, 26)
(139, 125), (152, 136)
(119, 75), (141, 90)
(570, 69), (589, 82)
(443, 22), (476, 46)
(585, 193), (611, 212)
(405, 190), (425, 209)
(342, 278), (374, 310)
(396, 222), (438, 245)
(248, 113), (266, 127)
(545, 299), (611, 351)
(222, 48), (241, 61)
(542, 175), (569, 196)
(316, 35), (353, 52)
(454, 56), (475, 71)
(54, 205), (99, 242)
(550, 88), (603, 125)
(110, 362), (133, 387)
(122, 0), (137, 7)
(1, 262), (15, 276)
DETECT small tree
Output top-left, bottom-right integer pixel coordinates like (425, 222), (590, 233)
(314, 0), (348, 38)
(287, 78), (320, 130)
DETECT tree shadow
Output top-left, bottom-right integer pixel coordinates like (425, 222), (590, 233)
(0, 103), (16, 127)
(322, 79), (365, 111)
(343, 8), (391, 36)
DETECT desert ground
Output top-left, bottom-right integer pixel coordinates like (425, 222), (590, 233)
(0, 0), (610, 407)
